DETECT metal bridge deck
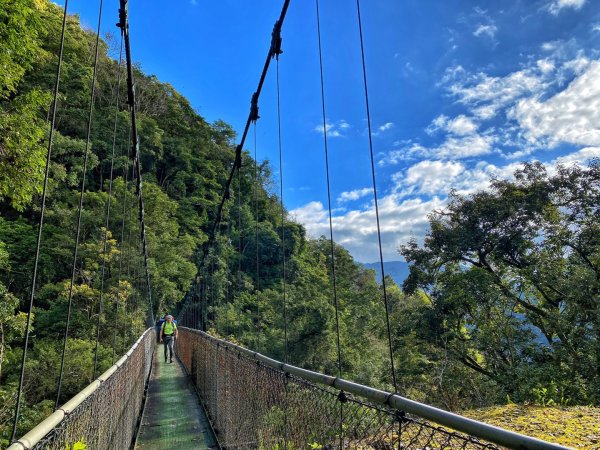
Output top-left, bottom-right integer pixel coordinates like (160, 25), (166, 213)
(135, 343), (218, 450)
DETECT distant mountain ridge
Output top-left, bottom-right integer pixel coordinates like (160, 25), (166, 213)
(361, 260), (410, 286)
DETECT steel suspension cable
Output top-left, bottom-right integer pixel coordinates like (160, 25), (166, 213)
(272, 36), (290, 450)
(132, 232), (142, 339)
(238, 164), (242, 291)
(253, 123), (261, 351)
(355, 0), (398, 393)
(226, 214), (231, 306)
(212, 213), (225, 330)
(114, 109), (131, 362)
(122, 129), (135, 353)
(55, 0), (104, 409)
(10, 0), (70, 441)
(274, 50), (289, 365)
(203, 268), (208, 330)
(315, 1), (345, 447)
(315, 0), (343, 380)
(211, 254), (216, 331)
(94, 36), (124, 377)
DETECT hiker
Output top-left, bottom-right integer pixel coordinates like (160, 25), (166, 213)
(160, 314), (178, 363)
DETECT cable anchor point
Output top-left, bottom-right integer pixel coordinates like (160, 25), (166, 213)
(270, 19), (283, 60)
(250, 92), (260, 123)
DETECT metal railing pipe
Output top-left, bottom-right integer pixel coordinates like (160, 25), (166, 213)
(188, 328), (571, 450)
(8, 328), (154, 450)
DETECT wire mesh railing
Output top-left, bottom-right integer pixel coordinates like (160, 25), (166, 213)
(8, 328), (155, 450)
(176, 328), (568, 450)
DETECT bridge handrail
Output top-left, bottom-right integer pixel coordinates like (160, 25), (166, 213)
(189, 328), (570, 450)
(8, 328), (154, 450)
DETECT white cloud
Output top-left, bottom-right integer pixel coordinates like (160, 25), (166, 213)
(394, 160), (465, 196)
(314, 123), (332, 133)
(290, 162), (520, 262)
(402, 62), (416, 77)
(448, 115), (478, 135)
(547, 0), (586, 15)
(290, 195), (446, 262)
(562, 55), (590, 75)
(541, 42), (558, 52)
(379, 130), (493, 164)
(339, 120), (351, 130)
(378, 149), (410, 166)
(378, 122), (394, 132)
(473, 24), (498, 39)
(393, 160), (522, 198)
(552, 146), (600, 165)
(509, 61), (600, 148)
(292, 149), (598, 262)
(442, 65), (547, 119)
(434, 51), (599, 160)
(289, 201), (327, 227)
(338, 187), (373, 203)
(537, 58), (555, 74)
(410, 133), (494, 159)
(314, 120), (350, 138)
(428, 114), (478, 136)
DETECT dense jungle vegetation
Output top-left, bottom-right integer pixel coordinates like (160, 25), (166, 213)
(0, 0), (599, 446)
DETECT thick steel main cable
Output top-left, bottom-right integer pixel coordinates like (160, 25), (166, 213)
(118, 0), (155, 325)
(10, 0), (70, 441)
(56, 0), (104, 409)
(355, 0), (398, 393)
(315, 1), (345, 447)
(94, 37), (125, 377)
(199, 0), (290, 274)
(179, 0), (291, 322)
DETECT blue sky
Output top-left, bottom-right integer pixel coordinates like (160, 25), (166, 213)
(63, 0), (600, 262)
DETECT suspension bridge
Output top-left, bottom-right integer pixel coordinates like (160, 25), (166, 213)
(5, 0), (575, 449)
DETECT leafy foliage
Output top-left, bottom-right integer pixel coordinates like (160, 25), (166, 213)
(401, 162), (600, 405)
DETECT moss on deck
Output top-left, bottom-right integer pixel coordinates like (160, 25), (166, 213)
(464, 404), (600, 449)
(135, 345), (218, 450)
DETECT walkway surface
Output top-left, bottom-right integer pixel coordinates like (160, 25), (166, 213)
(135, 344), (218, 450)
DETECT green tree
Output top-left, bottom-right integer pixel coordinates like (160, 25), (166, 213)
(402, 162), (600, 404)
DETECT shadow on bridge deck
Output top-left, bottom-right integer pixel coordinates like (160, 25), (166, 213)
(135, 344), (218, 450)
